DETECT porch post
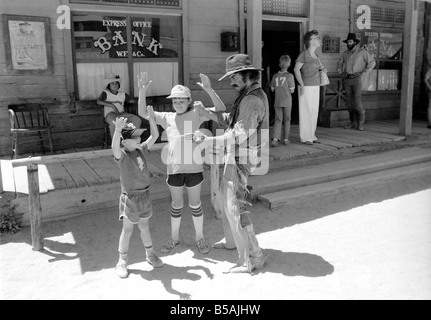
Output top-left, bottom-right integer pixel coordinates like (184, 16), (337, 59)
(399, 0), (419, 136)
(246, 0), (262, 70)
(27, 163), (43, 251)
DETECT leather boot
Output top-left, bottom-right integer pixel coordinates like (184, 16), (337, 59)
(344, 111), (357, 129)
(357, 110), (365, 131)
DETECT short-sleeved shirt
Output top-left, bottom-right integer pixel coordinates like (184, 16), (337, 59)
(296, 50), (321, 87)
(155, 108), (207, 175)
(270, 71), (295, 108)
(115, 146), (151, 194)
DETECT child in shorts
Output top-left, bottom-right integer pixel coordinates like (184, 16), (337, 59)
(97, 73), (142, 138)
(270, 55), (295, 147)
(112, 93), (162, 278)
(137, 72), (226, 255)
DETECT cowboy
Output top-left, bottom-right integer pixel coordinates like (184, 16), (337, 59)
(337, 33), (376, 131)
(194, 54), (269, 273)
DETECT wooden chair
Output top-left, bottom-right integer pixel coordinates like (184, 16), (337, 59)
(8, 103), (54, 159)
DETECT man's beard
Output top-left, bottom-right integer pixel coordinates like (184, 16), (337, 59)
(347, 44), (356, 50)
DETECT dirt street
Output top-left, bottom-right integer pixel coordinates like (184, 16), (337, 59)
(1, 166), (431, 300)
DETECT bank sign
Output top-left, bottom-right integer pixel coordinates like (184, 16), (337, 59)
(93, 19), (163, 58)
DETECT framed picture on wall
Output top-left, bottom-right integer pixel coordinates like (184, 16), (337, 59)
(2, 14), (53, 74)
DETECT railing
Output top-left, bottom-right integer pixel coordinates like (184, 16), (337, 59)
(10, 144), (222, 251)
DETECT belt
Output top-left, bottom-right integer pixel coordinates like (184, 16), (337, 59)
(344, 73), (361, 79)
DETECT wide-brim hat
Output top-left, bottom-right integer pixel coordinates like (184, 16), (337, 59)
(219, 54), (263, 81)
(343, 33), (360, 44)
(103, 74), (122, 89)
(121, 127), (146, 140)
(166, 85), (191, 99)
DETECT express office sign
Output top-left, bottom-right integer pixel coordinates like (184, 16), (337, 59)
(94, 19), (164, 58)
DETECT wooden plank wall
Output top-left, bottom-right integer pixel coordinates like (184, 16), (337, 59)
(1, 0), (427, 156)
(0, 0), (104, 157)
(314, 0), (426, 125)
(313, 0), (350, 77)
(187, 0), (240, 110)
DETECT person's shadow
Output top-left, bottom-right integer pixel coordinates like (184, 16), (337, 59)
(129, 263), (214, 300)
(255, 248), (334, 277)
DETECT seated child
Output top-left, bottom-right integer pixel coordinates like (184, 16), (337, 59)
(97, 73), (142, 138)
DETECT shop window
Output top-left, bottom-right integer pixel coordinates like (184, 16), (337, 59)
(361, 31), (403, 92)
(72, 12), (181, 100)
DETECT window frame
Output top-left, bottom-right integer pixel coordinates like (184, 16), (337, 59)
(71, 10), (183, 99)
(360, 27), (404, 94)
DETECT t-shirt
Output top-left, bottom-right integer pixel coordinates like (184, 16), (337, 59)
(296, 50), (321, 87)
(99, 90), (129, 117)
(155, 108), (207, 175)
(270, 71), (295, 108)
(116, 146), (151, 193)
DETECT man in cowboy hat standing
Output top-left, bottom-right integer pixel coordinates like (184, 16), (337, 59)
(194, 54), (268, 273)
(337, 33), (376, 131)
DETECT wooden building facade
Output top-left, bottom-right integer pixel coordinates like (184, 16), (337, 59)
(0, 0), (429, 157)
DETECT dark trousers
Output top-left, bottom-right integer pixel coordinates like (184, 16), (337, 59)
(343, 77), (363, 113)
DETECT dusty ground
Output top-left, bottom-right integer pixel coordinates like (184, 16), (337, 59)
(1, 164), (431, 300)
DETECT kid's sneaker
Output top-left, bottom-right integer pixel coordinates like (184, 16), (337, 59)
(146, 252), (164, 268)
(161, 239), (179, 254)
(196, 238), (210, 254)
(115, 261), (128, 279)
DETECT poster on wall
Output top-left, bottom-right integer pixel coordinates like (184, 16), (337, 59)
(2, 15), (53, 74)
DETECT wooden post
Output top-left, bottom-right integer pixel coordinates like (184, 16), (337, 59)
(210, 140), (223, 220)
(247, 0), (262, 70)
(399, 0), (419, 136)
(210, 161), (222, 220)
(309, 0), (315, 31)
(27, 163), (43, 251)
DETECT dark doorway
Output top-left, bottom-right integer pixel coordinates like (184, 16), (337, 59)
(262, 20), (301, 125)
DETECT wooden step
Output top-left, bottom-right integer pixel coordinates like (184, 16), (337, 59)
(258, 161), (431, 210)
(249, 147), (431, 199)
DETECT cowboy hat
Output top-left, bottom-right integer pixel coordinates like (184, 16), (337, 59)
(343, 33), (360, 44)
(219, 54), (263, 81)
(103, 73), (122, 89)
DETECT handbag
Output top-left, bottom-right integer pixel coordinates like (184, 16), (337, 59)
(317, 57), (330, 86)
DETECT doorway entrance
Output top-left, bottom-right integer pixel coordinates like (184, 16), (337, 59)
(262, 20), (302, 126)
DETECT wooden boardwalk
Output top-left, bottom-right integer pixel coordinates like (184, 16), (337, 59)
(1, 119), (430, 225)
